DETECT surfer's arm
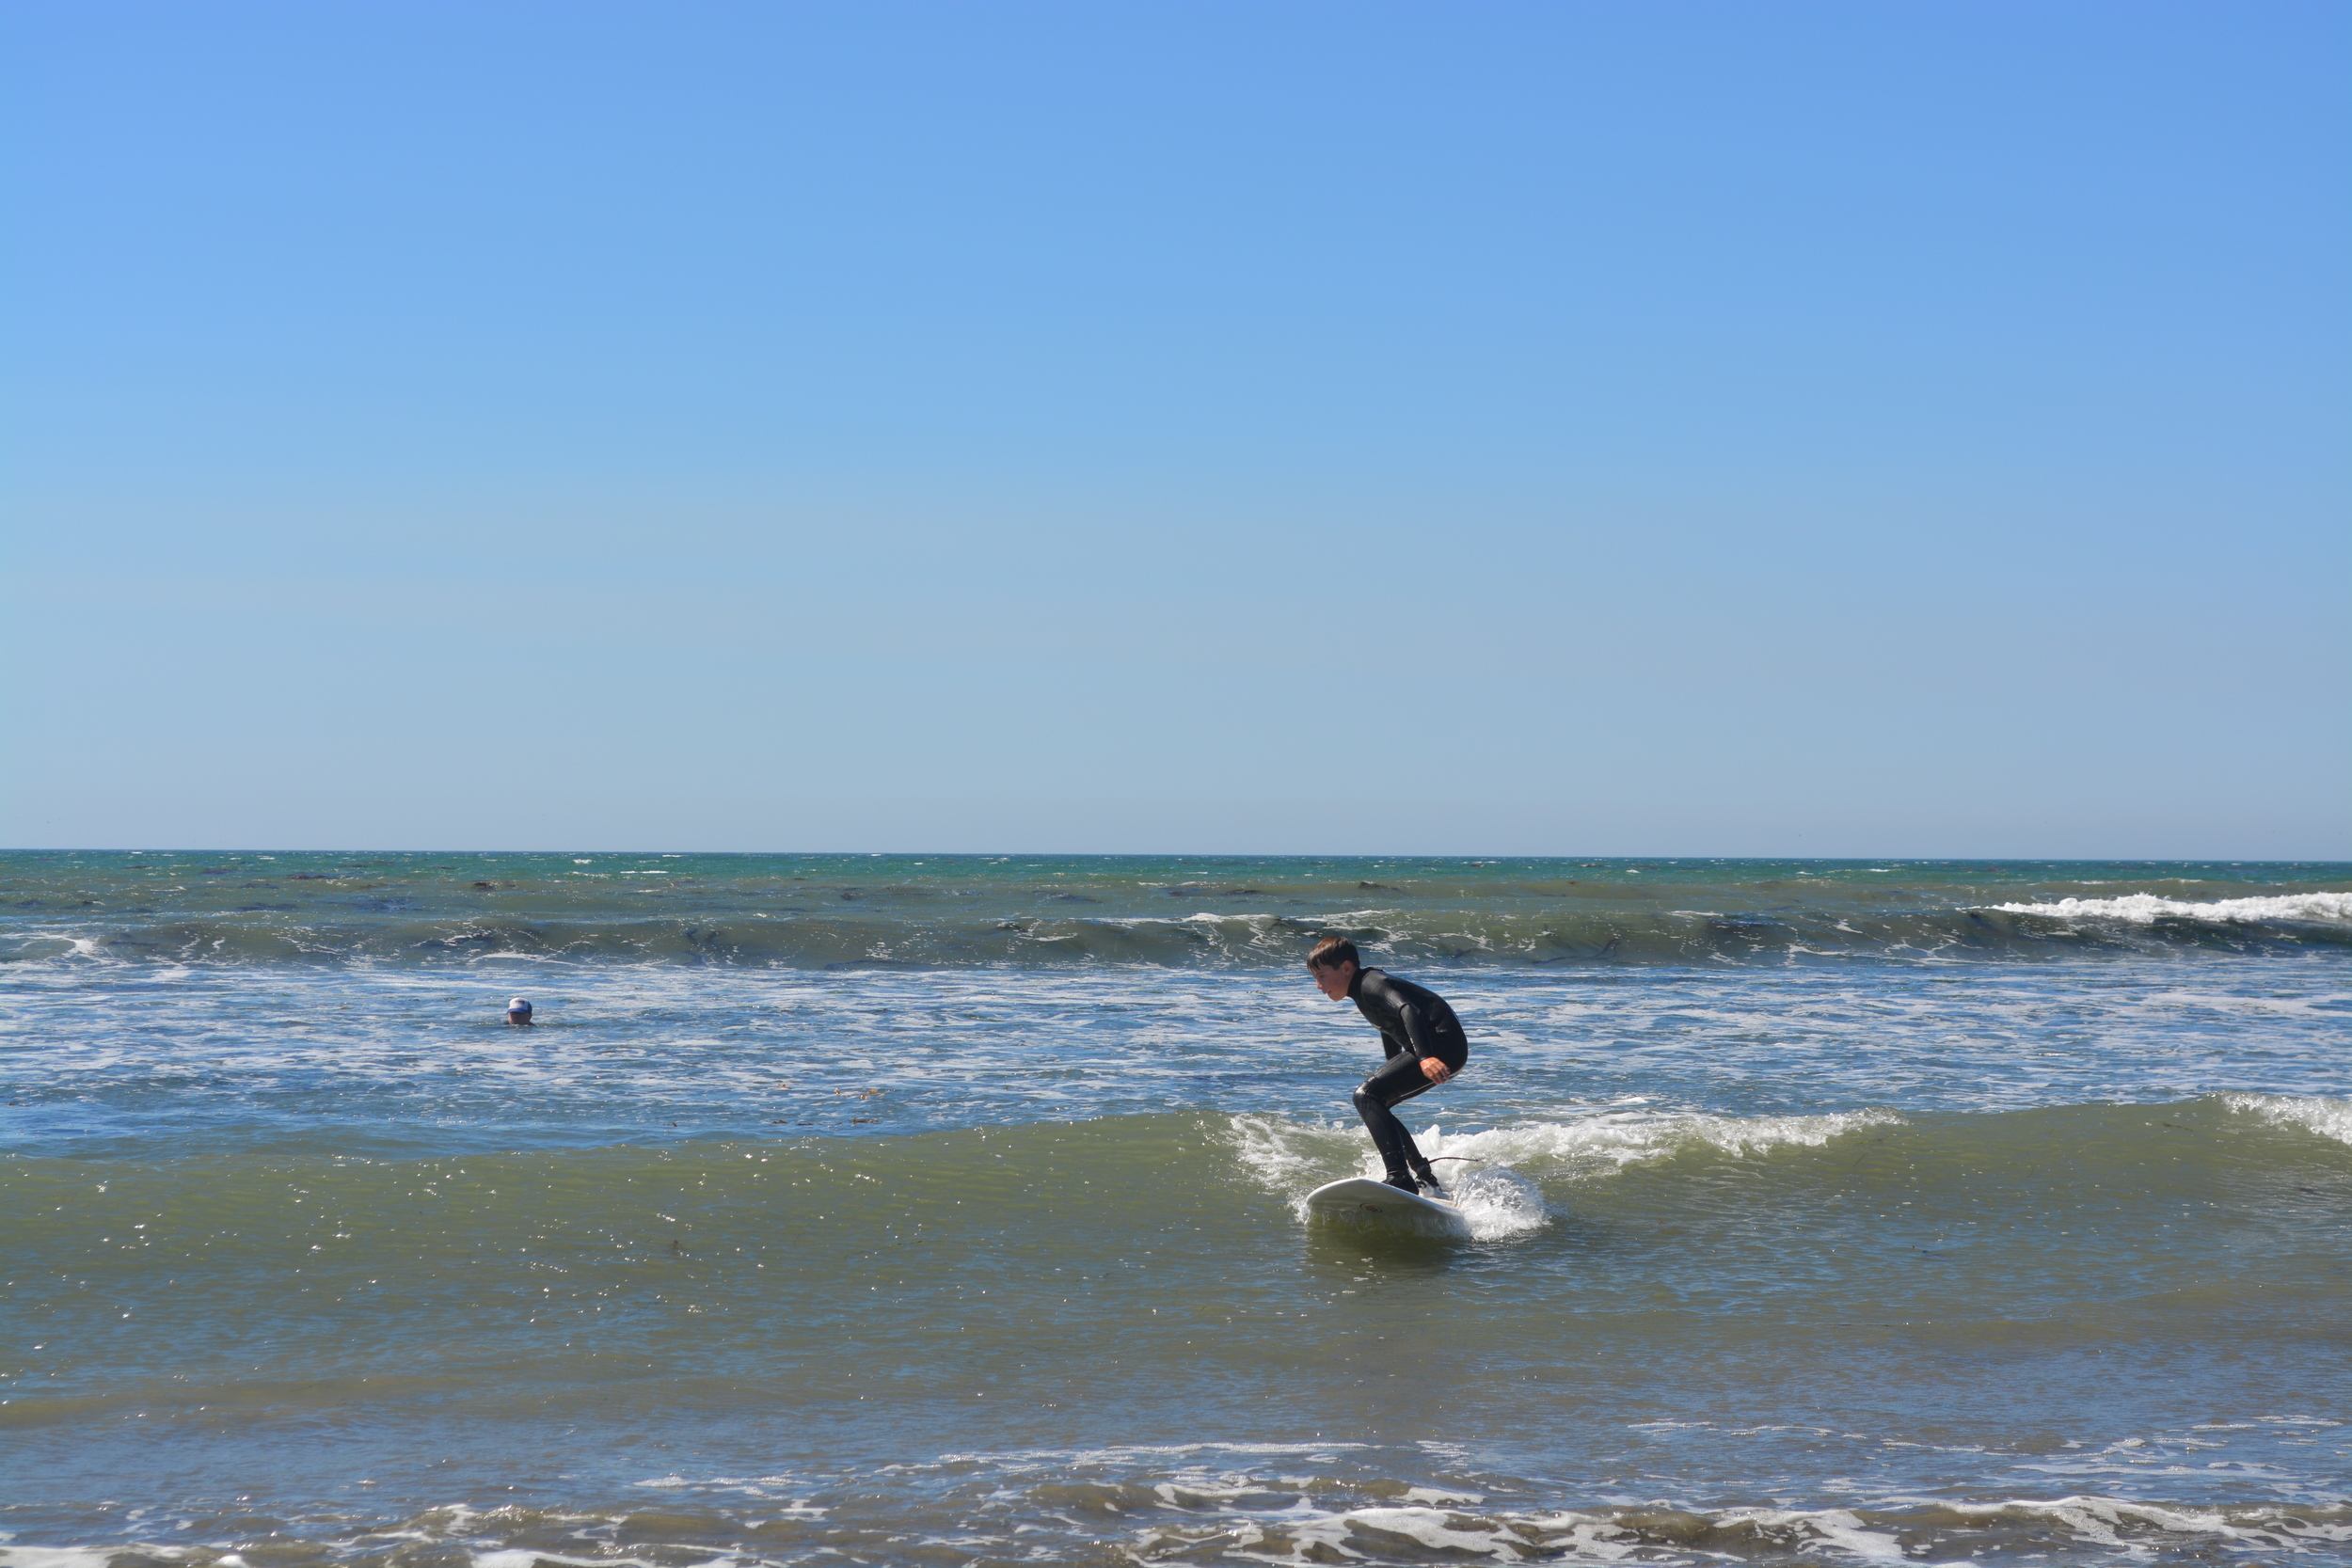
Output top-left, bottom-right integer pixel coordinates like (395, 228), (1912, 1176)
(1392, 994), (1453, 1082)
(1394, 998), (1438, 1056)
(1360, 973), (1454, 1080)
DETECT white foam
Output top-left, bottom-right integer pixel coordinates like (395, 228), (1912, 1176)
(1168, 1499), (1916, 1565)
(471, 1554), (683, 1568)
(1226, 1115), (1542, 1241)
(928, 1440), (1370, 1474)
(1989, 892), (2352, 925)
(1416, 1107), (1900, 1172)
(0, 1549), (124, 1568)
(1224, 1107), (1896, 1243)
(8, 1476), (2349, 1568)
(1225, 1111), (1359, 1189)
(1931, 1494), (2352, 1551)
(1331, 1505), (1540, 1558)
(1417, 1160), (1548, 1240)
(1709, 1507), (1909, 1561)
(2221, 1091), (2352, 1147)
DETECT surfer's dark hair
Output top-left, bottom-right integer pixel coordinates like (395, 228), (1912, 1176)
(1307, 936), (1359, 971)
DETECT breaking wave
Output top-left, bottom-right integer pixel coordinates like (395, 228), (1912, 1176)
(13, 897), (2352, 970)
(7, 855), (2344, 969)
(4, 1478), (2344, 1568)
(1990, 892), (2352, 926)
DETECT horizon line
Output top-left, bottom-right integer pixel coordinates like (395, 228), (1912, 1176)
(6, 847), (2347, 866)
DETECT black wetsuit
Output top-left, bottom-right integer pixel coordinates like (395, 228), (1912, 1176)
(1345, 968), (1470, 1184)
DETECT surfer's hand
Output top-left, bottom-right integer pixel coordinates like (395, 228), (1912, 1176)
(1420, 1057), (1451, 1084)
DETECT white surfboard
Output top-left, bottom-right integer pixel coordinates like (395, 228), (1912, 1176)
(1305, 1175), (1468, 1235)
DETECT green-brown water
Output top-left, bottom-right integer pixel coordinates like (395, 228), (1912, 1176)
(5, 854), (2348, 1563)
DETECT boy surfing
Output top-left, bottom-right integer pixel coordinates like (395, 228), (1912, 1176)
(1306, 936), (1470, 1196)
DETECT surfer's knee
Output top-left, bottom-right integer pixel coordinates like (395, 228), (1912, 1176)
(1352, 1084), (1383, 1119)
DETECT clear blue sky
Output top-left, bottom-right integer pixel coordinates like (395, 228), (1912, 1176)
(4, 1), (2345, 857)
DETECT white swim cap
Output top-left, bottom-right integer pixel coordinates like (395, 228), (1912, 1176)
(507, 996), (532, 1012)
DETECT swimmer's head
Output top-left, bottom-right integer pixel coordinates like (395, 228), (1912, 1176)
(506, 996), (533, 1024)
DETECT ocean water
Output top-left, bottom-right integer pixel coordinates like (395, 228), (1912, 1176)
(3, 852), (2348, 1566)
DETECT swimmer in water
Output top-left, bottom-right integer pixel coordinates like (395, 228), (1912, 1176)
(1305, 935), (1469, 1196)
(505, 996), (533, 1026)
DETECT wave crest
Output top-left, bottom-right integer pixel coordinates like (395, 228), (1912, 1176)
(2222, 1091), (2352, 1148)
(16, 896), (2352, 970)
(1989, 892), (2352, 925)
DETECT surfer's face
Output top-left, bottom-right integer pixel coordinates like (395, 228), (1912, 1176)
(1309, 960), (1355, 1002)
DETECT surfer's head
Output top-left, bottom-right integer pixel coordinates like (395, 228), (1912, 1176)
(505, 996), (533, 1025)
(1307, 936), (1359, 1000)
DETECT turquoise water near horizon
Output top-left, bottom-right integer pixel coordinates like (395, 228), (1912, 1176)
(4, 855), (2348, 1564)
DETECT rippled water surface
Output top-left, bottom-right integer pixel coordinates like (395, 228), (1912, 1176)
(4, 854), (2347, 1565)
